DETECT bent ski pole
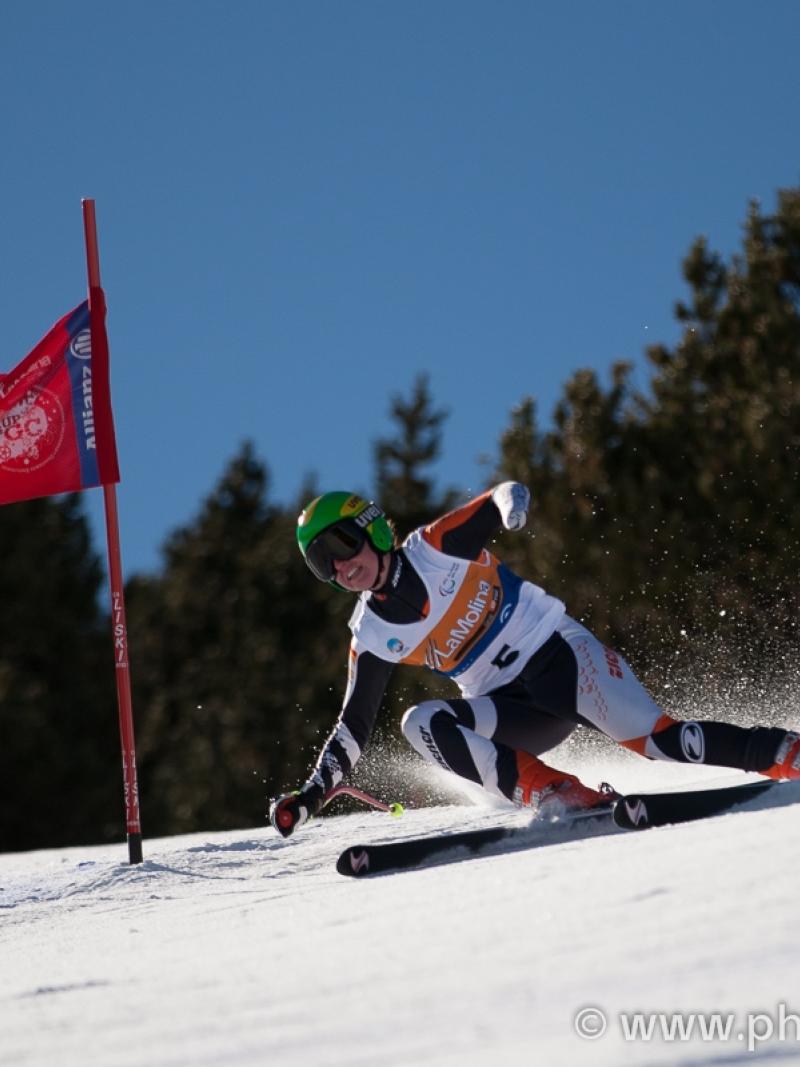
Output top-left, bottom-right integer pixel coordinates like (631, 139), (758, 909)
(323, 784), (404, 817)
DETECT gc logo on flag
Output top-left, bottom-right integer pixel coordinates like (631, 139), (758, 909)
(0, 386), (65, 473)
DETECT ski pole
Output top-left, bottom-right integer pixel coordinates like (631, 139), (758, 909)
(323, 784), (405, 816)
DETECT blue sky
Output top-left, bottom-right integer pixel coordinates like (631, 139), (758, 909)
(2, 1), (798, 577)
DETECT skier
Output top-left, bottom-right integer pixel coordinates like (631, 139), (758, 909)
(270, 484), (800, 836)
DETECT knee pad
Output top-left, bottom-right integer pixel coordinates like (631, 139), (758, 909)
(400, 701), (440, 740)
(401, 699), (474, 739)
(400, 701), (451, 761)
(401, 701), (459, 773)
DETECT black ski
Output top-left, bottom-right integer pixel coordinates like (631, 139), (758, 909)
(336, 807), (613, 878)
(336, 780), (786, 877)
(612, 779), (778, 830)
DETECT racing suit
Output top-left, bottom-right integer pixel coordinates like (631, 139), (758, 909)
(301, 487), (785, 806)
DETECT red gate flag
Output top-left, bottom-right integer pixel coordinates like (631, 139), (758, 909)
(0, 299), (119, 505)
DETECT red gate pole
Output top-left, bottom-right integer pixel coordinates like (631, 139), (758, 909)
(82, 199), (143, 864)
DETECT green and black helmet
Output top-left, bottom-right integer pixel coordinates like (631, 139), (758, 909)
(297, 491), (394, 586)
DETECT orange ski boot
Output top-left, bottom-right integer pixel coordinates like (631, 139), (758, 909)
(513, 752), (617, 817)
(762, 731), (800, 780)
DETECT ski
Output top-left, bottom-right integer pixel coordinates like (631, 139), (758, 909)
(336, 780), (785, 877)
(335, 806), (613, 878)
(612, 779), (778, 830)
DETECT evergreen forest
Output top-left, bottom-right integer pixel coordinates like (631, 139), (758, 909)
(2, 187), (798, 852)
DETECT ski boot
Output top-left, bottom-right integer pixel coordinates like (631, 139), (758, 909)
(762, 731), (800, 780)
(513, 752), (618, 818)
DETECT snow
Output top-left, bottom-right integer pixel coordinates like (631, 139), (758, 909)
(4, 760), (800, 1067)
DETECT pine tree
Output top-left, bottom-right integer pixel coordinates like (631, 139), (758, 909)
(127, 443), (354, 835)
(361, 376), (461, 794)
(642, 188), (800, 636)
(0, 495), (118, 851)
(373, 373), (456, 537)
(490, 185), (800, 691)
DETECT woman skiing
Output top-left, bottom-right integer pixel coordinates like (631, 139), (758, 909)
(270, 484), (800, 836)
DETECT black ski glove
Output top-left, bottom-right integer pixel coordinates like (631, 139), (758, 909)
(269, 783), (325, 838)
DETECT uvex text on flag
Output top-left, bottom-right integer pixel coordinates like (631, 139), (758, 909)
(0, 300), (119, 505)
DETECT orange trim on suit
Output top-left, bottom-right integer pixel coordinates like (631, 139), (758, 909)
(422, 491), (493, 551)
(619, 712), (677, 755)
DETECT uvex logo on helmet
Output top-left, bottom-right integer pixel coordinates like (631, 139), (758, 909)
(354, 502), (382, 529)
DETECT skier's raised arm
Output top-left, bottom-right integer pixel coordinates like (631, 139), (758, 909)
(421, 482), (530, 559)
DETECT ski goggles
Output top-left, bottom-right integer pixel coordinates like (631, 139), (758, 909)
(304, 520), (368, 582)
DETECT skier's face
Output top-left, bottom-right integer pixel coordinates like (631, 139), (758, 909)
(332, 540), (386, 592)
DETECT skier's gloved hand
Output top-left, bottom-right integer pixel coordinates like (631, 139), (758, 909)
(492, 481), (530, 531)
(269, 783), (324, 838)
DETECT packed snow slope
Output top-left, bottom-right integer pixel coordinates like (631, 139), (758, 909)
(4, 760), (800, 1067)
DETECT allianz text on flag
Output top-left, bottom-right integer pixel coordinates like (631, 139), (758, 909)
(0, 301), (119, 505)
